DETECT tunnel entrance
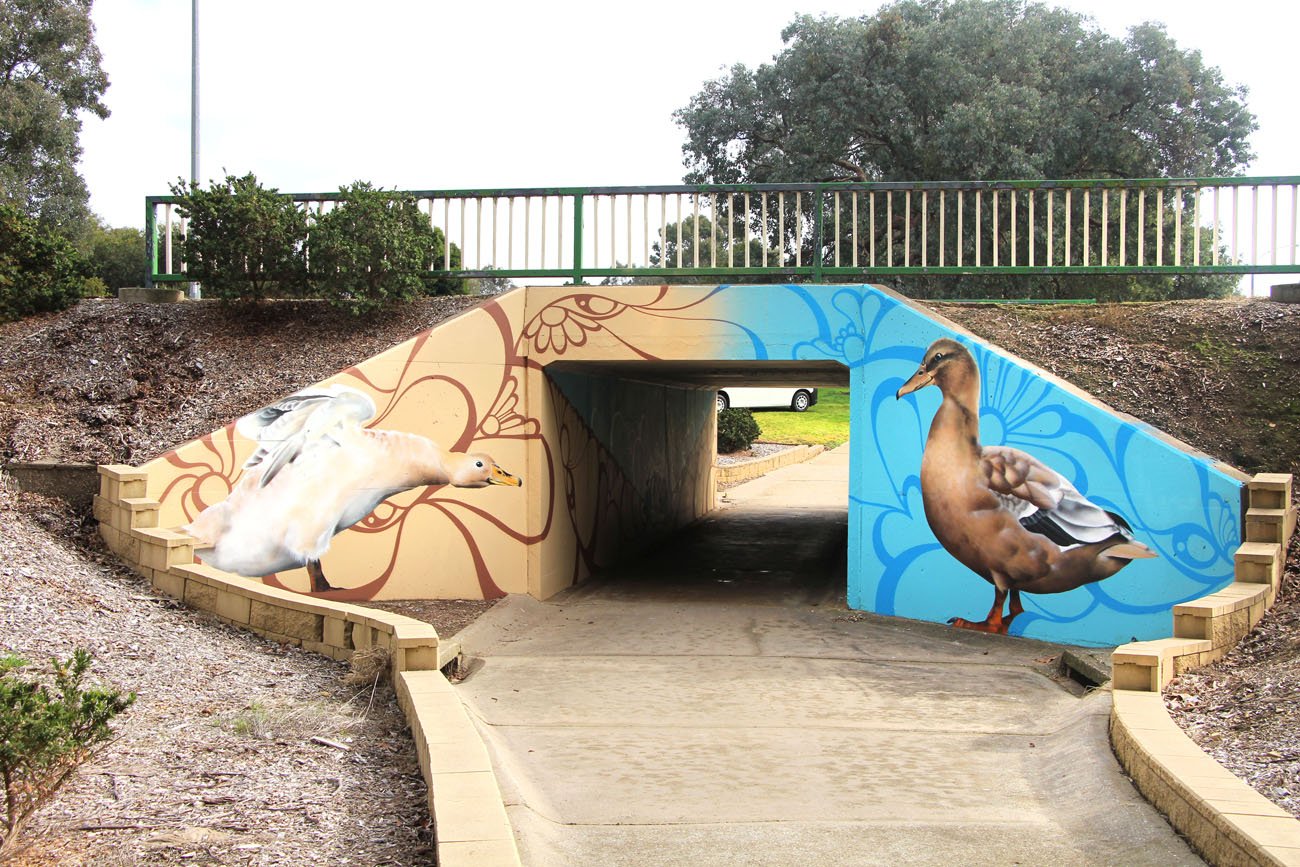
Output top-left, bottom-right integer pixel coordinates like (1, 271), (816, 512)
(543, 359), (850, 606)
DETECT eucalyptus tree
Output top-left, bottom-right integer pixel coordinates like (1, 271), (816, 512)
(0, 0), (109, 235)
(675, 0), (1255, 299)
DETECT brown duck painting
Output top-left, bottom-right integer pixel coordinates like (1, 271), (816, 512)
(895, 338), (1157, 634)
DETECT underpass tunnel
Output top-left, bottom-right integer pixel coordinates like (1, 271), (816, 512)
(538, 359), (851, 605)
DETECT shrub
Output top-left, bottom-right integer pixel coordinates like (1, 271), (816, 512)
(87, 224), (145, 290)
(717, 407), (761, 453)
(0, 204), (87, 322)
(0, 650), (134, 855)
(308, 182), (465, 313)
(172, 173), (309, 303)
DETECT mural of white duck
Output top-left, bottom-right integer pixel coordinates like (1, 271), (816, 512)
(185, 384), (522, 592)
(895, 337), (1156, 634)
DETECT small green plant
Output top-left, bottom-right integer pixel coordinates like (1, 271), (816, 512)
(0, 650), (134, 855)
(0, 204), (88, 322)
(172, 173), (309, 303)
(308, 182), (464, 314)
(717, 407), (761, 453)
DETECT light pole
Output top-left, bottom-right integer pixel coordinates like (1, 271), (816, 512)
(189, 0), (201, 300)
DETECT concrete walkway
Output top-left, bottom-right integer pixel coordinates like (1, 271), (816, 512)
(452, 446), (1200, 866)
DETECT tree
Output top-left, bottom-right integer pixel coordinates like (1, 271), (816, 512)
(674, 0), (1254, 299)
(87, 222), (144, 290)
(0, 202), (87, 321)
(0, 0), (109, 233)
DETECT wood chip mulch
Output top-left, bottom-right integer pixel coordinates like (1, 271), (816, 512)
(0, 483), (436, 865)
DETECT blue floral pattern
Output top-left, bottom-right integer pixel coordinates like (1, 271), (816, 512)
(706, 284), (1241, 646)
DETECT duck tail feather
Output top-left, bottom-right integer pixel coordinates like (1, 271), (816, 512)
(1103, 541), (1158, 560)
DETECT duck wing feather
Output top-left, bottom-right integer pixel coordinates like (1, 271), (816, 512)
(235, 386), (376, 487)
(981, 445), (1135, 549)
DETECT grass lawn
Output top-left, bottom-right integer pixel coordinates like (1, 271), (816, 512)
(748, 388), (850, 447)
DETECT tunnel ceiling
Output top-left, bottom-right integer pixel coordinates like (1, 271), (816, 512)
(545, 360), (850, 389)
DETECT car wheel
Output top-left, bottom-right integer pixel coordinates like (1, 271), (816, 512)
(716, 392), (729, 412)
(791, 390), (811, 412)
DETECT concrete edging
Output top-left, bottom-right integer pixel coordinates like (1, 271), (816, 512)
(1109, 473), (1299, 865)
(715, 443), (825, 485)
(95, 463), (520, 864)
(1110, 690), (1300, 866)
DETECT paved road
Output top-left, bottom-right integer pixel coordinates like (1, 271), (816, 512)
(452, 447), (1200, 866)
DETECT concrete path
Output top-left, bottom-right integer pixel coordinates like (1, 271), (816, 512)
(452, 446), (1200, 866)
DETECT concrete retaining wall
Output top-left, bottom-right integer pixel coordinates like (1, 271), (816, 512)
(1110, 473), (1300, 866)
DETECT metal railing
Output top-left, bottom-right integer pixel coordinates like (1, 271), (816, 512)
(145, 176), (1300, 286)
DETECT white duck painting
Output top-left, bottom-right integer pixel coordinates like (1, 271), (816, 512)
(185, 384), (522, 593)
(895, 338), (1156, 634)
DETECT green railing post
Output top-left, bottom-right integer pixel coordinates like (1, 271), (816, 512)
(571, 193), (585, 285)
(144, 198), (157, 288)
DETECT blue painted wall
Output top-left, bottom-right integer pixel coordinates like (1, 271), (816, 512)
(705, 284), (1242, 647)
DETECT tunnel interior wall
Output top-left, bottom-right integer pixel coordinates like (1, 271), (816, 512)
(528, 368), (716, 599)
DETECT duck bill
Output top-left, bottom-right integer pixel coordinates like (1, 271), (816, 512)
(488, 466), (523, 487)
(895, 368), (935, 399)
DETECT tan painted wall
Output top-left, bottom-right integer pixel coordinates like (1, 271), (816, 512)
(130, 288), (718, 602)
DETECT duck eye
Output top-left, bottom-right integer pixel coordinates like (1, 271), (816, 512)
(925, 351), (945, 370)
(475, 460), (484, 468)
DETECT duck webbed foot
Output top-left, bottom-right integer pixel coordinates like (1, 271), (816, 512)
(307, 560), (334, 593)
(948, 588), (1022, 635)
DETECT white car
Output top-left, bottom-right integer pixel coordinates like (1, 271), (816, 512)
(716, 387), (818, 413)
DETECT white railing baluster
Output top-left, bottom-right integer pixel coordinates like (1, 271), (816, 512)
(869, 192), (876, 268)
(992, 190), (999, 267)
(1028, 190), (1035, 267)
(1212, 186), (1220, 266)
(693, 195), (700, 268)
(957, 190), (964, 268)
(1101, 189), (1109, 266)
(164, 204), (173, 273)
(905, 190), (913, 267)
(743, 193), (751, 268)
(1010, 190), (1017, 267)
(975, 190), (981, 268)
(939, 190), (945, 268)
(1270, 185), (1278, 266)
(1064, 189), (1072, 266)
(1083, 190), (1090, 265)
(1045, 190), (1053, 267)
(920, 190), (927, 268)
(675, 194), (683, 268)
(887, 191), (894, 268)
(834, 192), (841, 267)
(1120, 189), (1127, 266)
(852, 192), (859, 268)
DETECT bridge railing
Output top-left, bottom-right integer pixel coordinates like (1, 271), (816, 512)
(145, 177), (1300, 286)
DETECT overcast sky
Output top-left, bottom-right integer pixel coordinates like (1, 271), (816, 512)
(82, 0), (1299, 230)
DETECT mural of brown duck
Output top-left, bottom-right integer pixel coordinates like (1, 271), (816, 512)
(185, 384), (522, 593)
(895, 338), (1156, 634)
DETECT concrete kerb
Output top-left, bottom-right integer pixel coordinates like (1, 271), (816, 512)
(1109, 473), (1300, 866)
(94, 463), (519, 864)
(714, 443), (824, 485)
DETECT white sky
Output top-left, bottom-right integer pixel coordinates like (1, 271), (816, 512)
(82, 0), (1299, 231)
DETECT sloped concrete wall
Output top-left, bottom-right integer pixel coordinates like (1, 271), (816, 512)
(114, 283), (1246, 646)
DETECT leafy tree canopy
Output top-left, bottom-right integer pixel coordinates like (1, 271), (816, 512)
(674, 1), (1254, 299)
(0, 0), (109, 233)
(676, 0), (1256, 186)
